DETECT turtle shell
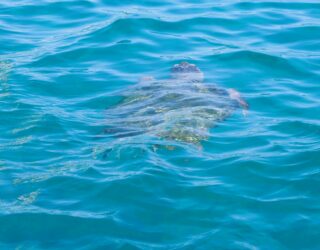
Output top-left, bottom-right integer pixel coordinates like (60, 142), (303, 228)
(104, 76), (238, 146)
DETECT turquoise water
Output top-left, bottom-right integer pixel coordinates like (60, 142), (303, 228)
(1, 0), (320, 249)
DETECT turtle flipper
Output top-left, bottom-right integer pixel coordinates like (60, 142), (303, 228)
(227, 88), (249, 116)
(104, 126), (144, 138)
(139, 76), (155, 84)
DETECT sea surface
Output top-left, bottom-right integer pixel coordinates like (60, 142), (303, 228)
(1, 0), (320, 249)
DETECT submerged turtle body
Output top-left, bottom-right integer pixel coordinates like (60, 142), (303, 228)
(105, 62), (248, 146)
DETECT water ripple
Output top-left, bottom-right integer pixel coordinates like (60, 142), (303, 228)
(1, 0), (320, 249)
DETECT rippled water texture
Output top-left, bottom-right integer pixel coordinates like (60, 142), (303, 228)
(1, 0), (320, 249)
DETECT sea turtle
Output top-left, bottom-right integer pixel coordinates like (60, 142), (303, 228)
(104, 62), (248, 148)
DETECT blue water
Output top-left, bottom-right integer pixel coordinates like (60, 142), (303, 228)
(1, 0), (320, 249)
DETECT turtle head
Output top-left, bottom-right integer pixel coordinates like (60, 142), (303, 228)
(171, 62), (204, 82)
